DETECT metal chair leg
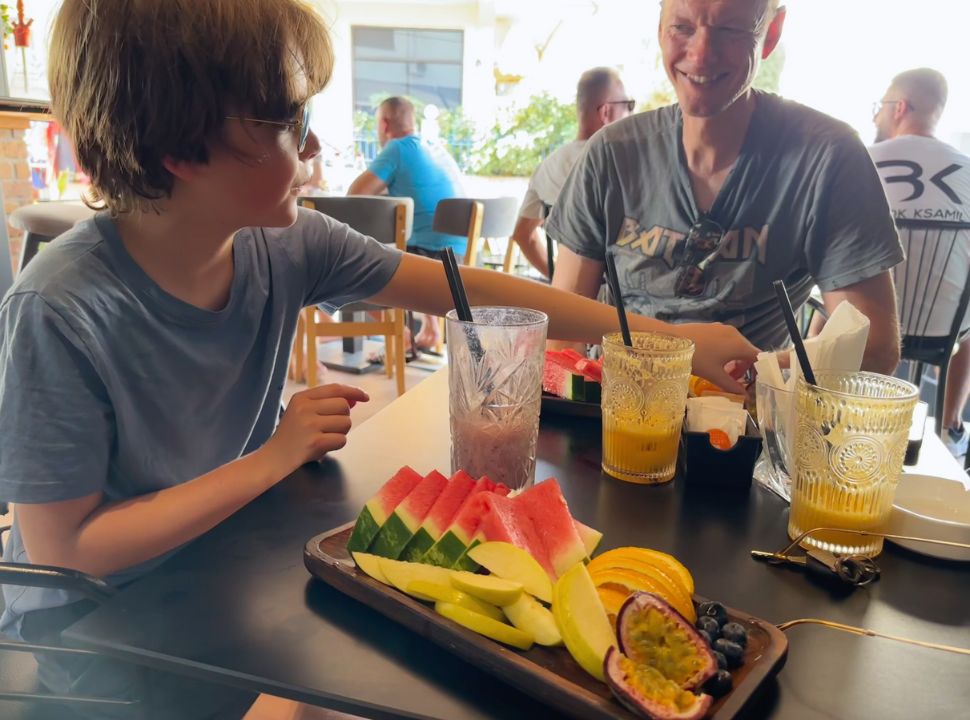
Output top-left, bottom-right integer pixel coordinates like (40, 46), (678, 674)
(935, 360), (949, 438)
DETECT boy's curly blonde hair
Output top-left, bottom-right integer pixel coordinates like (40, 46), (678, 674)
(49, 0), (334, 214)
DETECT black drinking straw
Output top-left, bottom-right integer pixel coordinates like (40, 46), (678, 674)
(772, 279), (818, 386)
(605, 252), (633, 347)
(442, 249), (472, 321)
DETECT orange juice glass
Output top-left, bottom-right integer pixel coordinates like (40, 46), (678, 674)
(601, 332), (694, 484)
(789, 372), (918, 556)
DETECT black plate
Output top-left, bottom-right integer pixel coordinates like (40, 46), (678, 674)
(540, 393), (601, 419)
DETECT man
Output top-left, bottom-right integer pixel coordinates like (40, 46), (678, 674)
(511, 67), (633, 277)
(546, 0), (902, 373)
(348, 96), (465, 349)
(870, 68), (970, 455)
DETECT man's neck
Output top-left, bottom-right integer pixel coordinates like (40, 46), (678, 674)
(681, 92), (757, 177)
(114, 200), (237, 311)
(894, 121), (936, 140)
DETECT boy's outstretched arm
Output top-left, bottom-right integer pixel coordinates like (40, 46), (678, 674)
(368, 254), (760, 392)
(16, 384), (368, 579)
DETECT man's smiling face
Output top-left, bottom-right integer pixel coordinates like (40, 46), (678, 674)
(659, 0), (780, 118)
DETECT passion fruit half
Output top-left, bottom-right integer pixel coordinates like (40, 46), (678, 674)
(604, 646), (713, 720)
(616, 592), (717, 690)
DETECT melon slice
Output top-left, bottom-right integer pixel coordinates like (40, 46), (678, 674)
(346, 466), (424, 553)
(516, 479), (588, 578)
(542, 352), (588, 400)
(369, 470), (449, 558)
(421, 479), (509, 568)
(574, 520), (603, 558)
(399, 470), (477, 562)
(467, 493), (556, 579)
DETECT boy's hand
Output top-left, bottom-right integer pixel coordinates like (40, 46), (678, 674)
(674, 323), (760, 394)
(263, 384), (370, 476)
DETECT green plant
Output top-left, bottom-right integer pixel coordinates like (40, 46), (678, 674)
(469, 92), (577, 177)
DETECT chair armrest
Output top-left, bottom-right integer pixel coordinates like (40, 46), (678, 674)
(0, 562), (115, 604)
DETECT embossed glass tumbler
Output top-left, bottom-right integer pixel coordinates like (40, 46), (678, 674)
(601, 332), (694, 484)
(447, 307), (548, 491)
(789, 372), (918, 557)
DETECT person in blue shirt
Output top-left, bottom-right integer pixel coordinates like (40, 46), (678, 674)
(349, 96), (466, 349)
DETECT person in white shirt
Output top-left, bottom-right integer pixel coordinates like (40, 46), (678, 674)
(870, 67), (970, 456)
(510, 67), (633, 277)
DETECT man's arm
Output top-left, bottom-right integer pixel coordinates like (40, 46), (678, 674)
(821, 271), (901, 374)
(510, 216), (548, 277)
(347, 170), (387, 196)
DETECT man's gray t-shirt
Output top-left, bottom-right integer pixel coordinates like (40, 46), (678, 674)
(0, 207), (402, 638)
(547, 91), (903, 349)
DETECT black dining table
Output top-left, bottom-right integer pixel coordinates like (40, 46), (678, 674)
(64, 370), (970, 720)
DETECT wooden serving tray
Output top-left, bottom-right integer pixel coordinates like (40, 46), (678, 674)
(304, 524), (788, 720)
(540, 393), (602, 419)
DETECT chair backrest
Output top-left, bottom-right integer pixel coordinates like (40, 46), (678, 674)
(300, 196), (413, 250)
(893, 218), (970, 341)
(8, 201), (95, 240)
(433, 196), (519, 239)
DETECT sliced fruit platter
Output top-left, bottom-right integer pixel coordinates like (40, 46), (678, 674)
(542, 349), (603, 417)
(304, 467), (787, 720)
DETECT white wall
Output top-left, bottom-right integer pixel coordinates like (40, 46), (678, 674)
(314, 1), (495, 150)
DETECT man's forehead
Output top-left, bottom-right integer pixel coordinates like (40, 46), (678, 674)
(661, 0), (766, 23)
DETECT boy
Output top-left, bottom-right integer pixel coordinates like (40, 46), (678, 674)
(0, 1), (758, 717)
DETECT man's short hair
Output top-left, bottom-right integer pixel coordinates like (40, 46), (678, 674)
(378, 97), (416, 133)
(49, 0), (334, 214)
(577, 67), (622, 115)
(891, 68), (949, 115)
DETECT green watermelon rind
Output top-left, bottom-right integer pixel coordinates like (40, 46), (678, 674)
(421, 531), (470, 567)
(346, 505), (381, 553)
(399, 527), (436, 562)
(452, 537), (482, 571)
(368, 512), (415, 559)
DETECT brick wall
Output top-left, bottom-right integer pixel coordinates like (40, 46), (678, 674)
(1, 127), (35, 275)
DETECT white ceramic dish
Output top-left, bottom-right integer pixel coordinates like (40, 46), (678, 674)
(887, 473), (970, 561)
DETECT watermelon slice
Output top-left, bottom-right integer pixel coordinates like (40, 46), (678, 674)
(421, 479), (510, 568)
(543, 354), (587, 400)
(369, 470), (449, 558)
(574, 519), (603, 557)
(346, 466), (424, 553)
(516, 478), (588, 577)
(468, 493), (557, 579)
(399, 470), (477, 562)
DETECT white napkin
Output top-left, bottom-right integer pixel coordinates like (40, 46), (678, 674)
(791, 300), (870, 388)
(686, 396), (748, 446)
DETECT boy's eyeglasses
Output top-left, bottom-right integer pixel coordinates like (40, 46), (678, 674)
(600, 99), (637, 113)
(226, 104), (311, 152)
(674, 215), (725, 298)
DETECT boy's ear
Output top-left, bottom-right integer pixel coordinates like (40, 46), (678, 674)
(162, 156), (203, 182)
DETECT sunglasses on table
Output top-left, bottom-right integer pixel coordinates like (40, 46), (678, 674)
(674, 215), (726, 298)
(225, 103), (312, 152)
(599, 99), (637, 113)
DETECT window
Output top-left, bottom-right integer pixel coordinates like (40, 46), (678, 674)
(352, 27), (463, 113)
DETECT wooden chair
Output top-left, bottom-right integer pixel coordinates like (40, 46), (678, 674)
(8, 201), (95, 273)
(296, 196), (413, 396)
(433, 197), (519, 268)
(892, 218), (970, 440)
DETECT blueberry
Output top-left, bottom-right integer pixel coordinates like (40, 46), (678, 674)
(703, 669), (733, 698)
(713, 650), (728, 670)
(713, 638), (744, 668)
(697, 629), (713, 647)
(696, 615), (721, 640)
(721, 622), (748, 647)
(697, 601), (729, 627)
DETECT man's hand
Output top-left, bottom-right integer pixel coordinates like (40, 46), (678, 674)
(262, 384), (370, 475)
(671, 323), (760, 393)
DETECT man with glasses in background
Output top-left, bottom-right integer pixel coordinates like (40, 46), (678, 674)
(869, 68), (970, 455)
(509, 67), (633, 278)
(547, 0), (903, 374)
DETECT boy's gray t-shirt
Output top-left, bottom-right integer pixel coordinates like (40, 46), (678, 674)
(547, 91), (904, 350)
(0, 207), (402, 638)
